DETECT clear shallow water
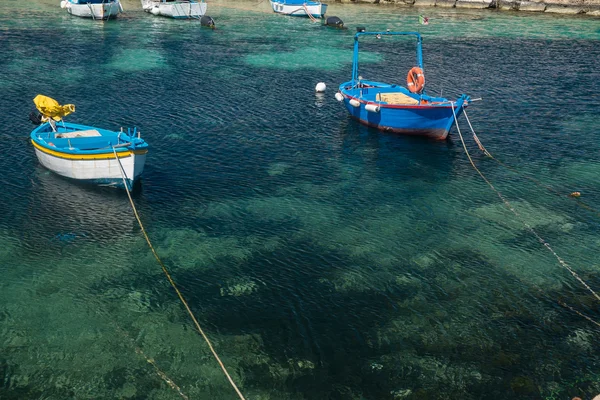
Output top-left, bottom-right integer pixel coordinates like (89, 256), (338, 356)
(1, 1), (600, 399)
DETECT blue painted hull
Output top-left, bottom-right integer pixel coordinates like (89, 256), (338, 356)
(340, 93), (467, 140)
(338, 32), (471, 140)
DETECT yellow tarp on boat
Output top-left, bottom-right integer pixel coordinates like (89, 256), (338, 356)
(33, 95), (75, 121)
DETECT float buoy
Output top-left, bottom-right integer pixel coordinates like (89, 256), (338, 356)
(201, 15), (215, 28)
(315, 82), (326, 92)
(325, 16), (344, 28)
(28, 111), (43, 125)
(407, 66), (425, 94)
(365, 104), (380, 113)
(569, 192), (581, 198)
(335, 92), (344, 102)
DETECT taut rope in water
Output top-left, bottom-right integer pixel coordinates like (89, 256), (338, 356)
(112, 147), (247, 400)
(450, 105), (600, 304)
(463, 109), (600, 219)
(110, 319), (190, 399)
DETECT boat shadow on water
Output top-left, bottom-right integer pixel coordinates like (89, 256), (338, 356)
(30, 168), (140, 244)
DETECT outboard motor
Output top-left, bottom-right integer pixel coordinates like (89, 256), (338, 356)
(29, 110), (43, 125)
(201, 15), (215, 29)
(325, 16), (344, 28)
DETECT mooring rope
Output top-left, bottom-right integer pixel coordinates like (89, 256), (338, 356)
(110, 319), (190, 399)
(112, 147), (247, 400)
(450, 105), (600, 303)
(303, 4), (319, 22)
(557, 299), (600, 329)
(463, 109), (600, 219)
(87, 2), (96, 20)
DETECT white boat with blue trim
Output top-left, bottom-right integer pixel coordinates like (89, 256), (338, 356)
(29, 95), (148, 190)
(60, 0), (123, 20)
(270, 0), (327, 18)
(141, 0), (207, 18)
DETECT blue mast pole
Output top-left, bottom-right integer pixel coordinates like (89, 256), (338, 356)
(352, 33), (360, 84)
(415, 33), (423, 70)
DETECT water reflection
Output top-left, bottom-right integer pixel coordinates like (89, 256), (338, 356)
(29, 167), (137, 243)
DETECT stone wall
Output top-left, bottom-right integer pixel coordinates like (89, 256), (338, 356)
(334, 0), (600, 15)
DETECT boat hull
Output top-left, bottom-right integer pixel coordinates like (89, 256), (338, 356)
(341, 93), (467, 140)
(269, 1), (327, 18)
(141, 0), (207, 18)
(30, 122), (148, 190)
(32, 143), (146, 188)
(64, 0), (122, 20)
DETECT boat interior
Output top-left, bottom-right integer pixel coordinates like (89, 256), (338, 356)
(34, 123), (126, 150)
(343, 80), (451, 105)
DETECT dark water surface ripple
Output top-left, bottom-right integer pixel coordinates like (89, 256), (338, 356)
(1, 1), (600, 399)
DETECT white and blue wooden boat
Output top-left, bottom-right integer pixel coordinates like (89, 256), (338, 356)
(270, 0), (328, 18)
(29, 96), (148, 190)
(336, 31), (471, 140)
(60, 0), (123, 20)
(141, 0), (207, 19)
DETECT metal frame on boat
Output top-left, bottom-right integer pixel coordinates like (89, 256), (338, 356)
(337, 31), (471, 140)
(269, 0), (328, 18)
(60, 0), (123, 20)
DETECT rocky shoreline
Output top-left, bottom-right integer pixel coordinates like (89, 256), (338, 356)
(334, 0), (600, 16)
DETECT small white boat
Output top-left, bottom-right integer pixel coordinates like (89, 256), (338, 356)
(269, 0), (327, 18)
(141, 0), (207, 19)
(29, 95), (148, 190)
(60, 0), (123, 20)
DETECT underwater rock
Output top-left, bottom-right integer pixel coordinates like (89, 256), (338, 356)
(220, 277), (260, 297)
(390, 388), (412, 398)
(566, 329), (593, 352)
(510, 375), (538, 395)
(492, 351), (521, 367)
(471, 201), (569, 231)
(267, 162), (290, 176)
(288, 358), (315, 370)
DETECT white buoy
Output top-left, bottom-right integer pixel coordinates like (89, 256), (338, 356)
(334, 92), (344, 102)
(349, 99), (360, 108)
(60, 0), (68, 8)
(315, 82), (326, 93)
(151, 6), (160, 15)
(365, 104), (380, 113)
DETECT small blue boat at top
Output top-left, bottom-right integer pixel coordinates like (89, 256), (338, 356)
(336, 31), (471, 140)
(270, 0), (328, 18)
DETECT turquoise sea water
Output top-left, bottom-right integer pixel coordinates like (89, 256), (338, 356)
(1, 0), (600, 398)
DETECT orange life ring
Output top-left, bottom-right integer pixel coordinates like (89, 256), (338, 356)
(407, 67), (425, 94)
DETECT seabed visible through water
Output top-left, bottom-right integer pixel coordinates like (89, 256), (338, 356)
(1, 1), (600, 399)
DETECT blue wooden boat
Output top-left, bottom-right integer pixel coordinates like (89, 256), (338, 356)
(336, 31), (471, 140)
(270, 0), (327, 18)
(29, 95), (148, 190)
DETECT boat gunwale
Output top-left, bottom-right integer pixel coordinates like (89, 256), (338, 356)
(339, 92), (462, 110)
(30, 122), (148, 158)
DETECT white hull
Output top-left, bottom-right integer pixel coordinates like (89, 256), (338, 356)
(269, 1), (327, 17)
(63, 0), (122, 20)
(33, 147), (146, 187)
(141, 0), (207, 18)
